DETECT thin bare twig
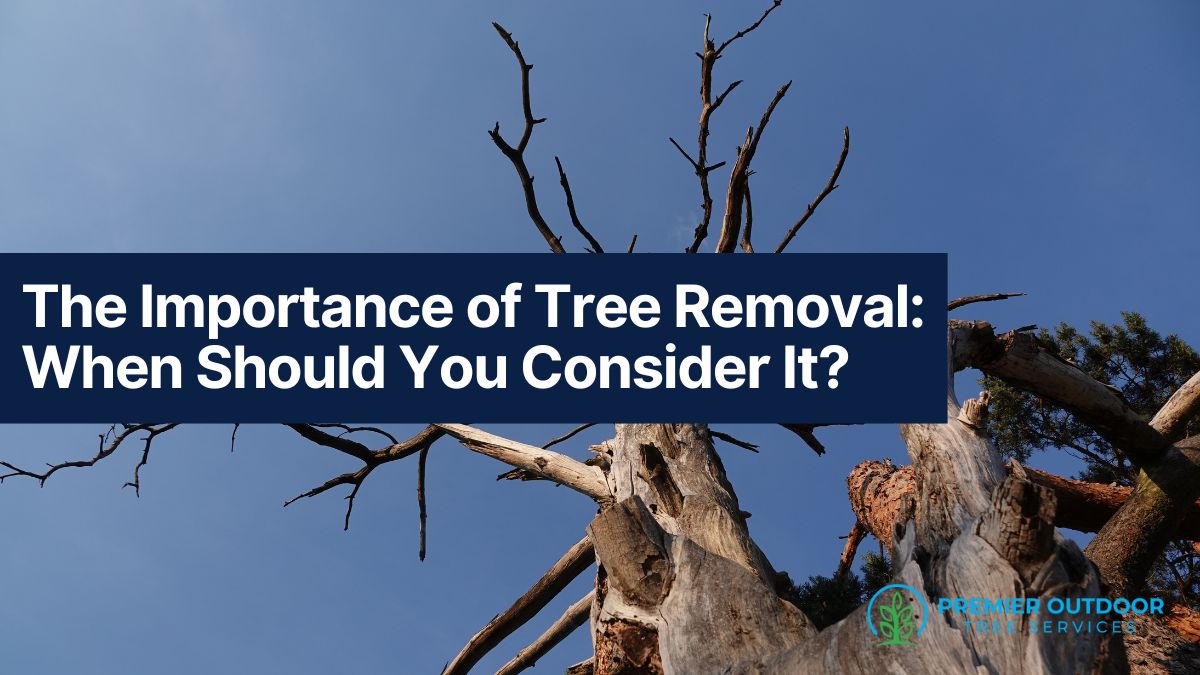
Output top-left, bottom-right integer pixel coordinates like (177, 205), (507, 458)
(283, 464), (375, 531)
(310, 423), (399, 446)
(123, 423), (181, 496)
(775, 126), (850, 253)
(542, 423), (596, 450)
(418, 444), (430, 561)
(626, 234), (638, 253)
(489, 23), (565, 253)
(715, 0), (784, 55)
(555, 156), (604, 253)
(284, 425), (445, 532)
(1, 423), (180, 488)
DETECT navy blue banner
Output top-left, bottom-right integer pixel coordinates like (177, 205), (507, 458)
(0, 253), (946, 423)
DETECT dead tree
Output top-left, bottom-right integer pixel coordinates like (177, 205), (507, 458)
(4, 3), (1199, 673)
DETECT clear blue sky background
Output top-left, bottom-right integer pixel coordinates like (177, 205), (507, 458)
(1, 1), (1197, 673)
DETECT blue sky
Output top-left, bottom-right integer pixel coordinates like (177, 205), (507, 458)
(1, 1), (1197, 673)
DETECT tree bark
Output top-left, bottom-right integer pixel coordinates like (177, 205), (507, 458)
(585, 423), (815, 673)
(579, 324), (1129, 673)
(847, 460), (1200, 545)
(728, 325), (1110, 673)
(1085, 441), (1200, 598)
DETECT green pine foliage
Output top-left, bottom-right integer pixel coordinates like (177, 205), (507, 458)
(860, 551), (892, 598)
(789, 552), (894, 629)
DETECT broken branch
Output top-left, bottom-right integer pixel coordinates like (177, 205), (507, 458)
(716, 82), (791, 253)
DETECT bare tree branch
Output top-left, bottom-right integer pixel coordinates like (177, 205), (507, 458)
(626, 234), (637, 253)
(716, 82), (790, 252)
(775, 126), (850, 253)
(310, 423), (399, 446)
(377, 424), (446, 462)
(715, 0), (784, 55)
(834, 521), (867, 580)
(435, 424), (609, 499)
(680, 2), (783, 253)
(495, 590), (595, 675)
(947, 292), (1025, 311)
(284, 425), (445, 532)
(555, 156), (604, 253)
(286, 423), (374, 463)
(1153, 370), (1200, 442)
(542, 423), (596, 450)
(740, 178), (755, 253)
(489, 23), (565, 254)
(1, 423), (179, 488)
(711, 429), (760, 453)
(283, 464), (374, 531)
(123, 423), (180, 496)
(418, 444), (430, 561)
(443, 536), (596, 675)
(779, 423), (827, 456)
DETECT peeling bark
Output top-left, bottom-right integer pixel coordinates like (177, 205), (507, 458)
(847, 460), (1200, 546)
(586, 424), (814, 673)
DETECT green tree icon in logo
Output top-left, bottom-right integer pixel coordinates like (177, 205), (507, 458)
(876, 590), (916, 646)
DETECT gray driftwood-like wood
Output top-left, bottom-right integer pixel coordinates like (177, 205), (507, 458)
(724, 324), (1108, 674)
(434, 424), (609, 500)
(585, 424), (814, 674)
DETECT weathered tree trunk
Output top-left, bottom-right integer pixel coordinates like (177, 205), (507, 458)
(583, 323), (1116, 674)
(585, 423), (815, 673)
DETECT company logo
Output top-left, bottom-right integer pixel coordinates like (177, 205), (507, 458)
(867, 583), (929, 646)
